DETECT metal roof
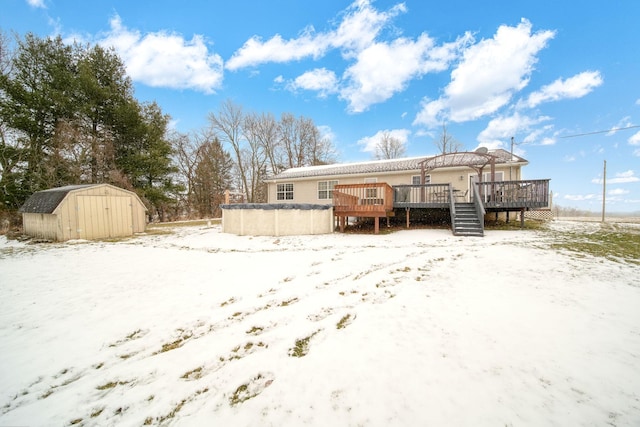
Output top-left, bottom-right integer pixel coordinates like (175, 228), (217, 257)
(267, 149), (525, 181)
(19, 184), (101, 214)
(267, 156), (429, 181)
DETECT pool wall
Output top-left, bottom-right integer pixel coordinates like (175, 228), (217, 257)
(221, 204), (334, 236)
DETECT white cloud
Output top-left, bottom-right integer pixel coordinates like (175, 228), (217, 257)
(628, 130), (640, 146)
(634, 148), (640, 157)
(357, 128), (410, 153)
(228, 0), (468, 112)
(226, 0), (403, 70)
(591, 170), (639, 184)
(476, 112), (551, 148)
(523, 71), (603, 108)
(98, 15), (224, 94)
(226, 30), (330, 71)
(564, 193), (599, 201)
(341, 33), (470, 113)
(414, 19), (555, 127)
(289, 68), (338, 98)
(26, 0), (46, 8)
(608, 188), (629, 196)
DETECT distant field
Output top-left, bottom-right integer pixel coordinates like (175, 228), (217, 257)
(556, 216), (640, 224)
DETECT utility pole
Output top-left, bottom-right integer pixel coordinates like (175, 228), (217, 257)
(601, 160), (606, 222)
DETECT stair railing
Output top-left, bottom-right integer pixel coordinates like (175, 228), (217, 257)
(472, 183), (486, 235)
(448, 184), (456, 232)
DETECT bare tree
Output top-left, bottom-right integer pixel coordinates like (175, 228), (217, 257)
(208, 99), (249, 199)
(434, 123), (464, 154)
(374, 131), (406, 159)
(242, 113), (269, 203)
(245, 112), (283, 175)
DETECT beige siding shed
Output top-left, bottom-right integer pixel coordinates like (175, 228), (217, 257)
(19, 184), (147, 241)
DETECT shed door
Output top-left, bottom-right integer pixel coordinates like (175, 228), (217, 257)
(76, 196), (133, 239)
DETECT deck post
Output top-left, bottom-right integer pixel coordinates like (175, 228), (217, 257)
(405, 208), (410, 228)
(374, 217), (379, 234)
(520, 208), (525, 228)
(340, 216), (345, 232)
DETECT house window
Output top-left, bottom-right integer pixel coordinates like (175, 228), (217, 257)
(276, 183), (294, 200)
(318, 180), (338, 200)
(481, 171), (504, 182)
(412, 175), (430, 185)
(364, 178), (378, 198)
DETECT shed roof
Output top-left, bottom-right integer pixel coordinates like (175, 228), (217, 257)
(267, 149), (525, 181)
(17, 184), (145, 214)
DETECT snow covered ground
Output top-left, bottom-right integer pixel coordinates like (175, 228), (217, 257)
(1, 220), (639, 426)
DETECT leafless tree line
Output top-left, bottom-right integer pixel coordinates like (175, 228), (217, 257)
(171, 99), (337, 218)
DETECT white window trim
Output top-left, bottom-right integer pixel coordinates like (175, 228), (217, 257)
(276, 183), (294, 201)
(317, 180), (338, 200)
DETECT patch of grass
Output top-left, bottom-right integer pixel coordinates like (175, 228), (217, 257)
(548, 224), (640, 265)
(220, 297), (236, 307)
(485, 219), (545, 231)
(246, 326), (264, 335)
(279, 297), (299, 307)
(69, 418), (83, 425)
(155, 388), (209, 424)
(157, 331), (193, 354)
(40, 388), (54, 399)
(229, 374), (269, 406)
(336, 314), (354, 329)
(288, 331), (320, 358)
(90, 408), (104, 418)
(96, 380), (130, 391)
(181, 366), (204, 380)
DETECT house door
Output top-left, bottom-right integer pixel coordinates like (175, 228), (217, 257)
(470, 172), (504, 203)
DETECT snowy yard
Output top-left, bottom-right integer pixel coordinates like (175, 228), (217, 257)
(1, 220), (639, 426)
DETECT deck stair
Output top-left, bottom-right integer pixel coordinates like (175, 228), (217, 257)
(452, 202), (484, 237)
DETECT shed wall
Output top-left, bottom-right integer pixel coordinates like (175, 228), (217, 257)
(22, 213), (61, 241)
(53, 186), (145, 240)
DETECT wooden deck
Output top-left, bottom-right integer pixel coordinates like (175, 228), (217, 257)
(332, 179), (551, 234)
(333, 183), (394, 233)
(475, 179), (550, 210)
(392, 180), (550, 210)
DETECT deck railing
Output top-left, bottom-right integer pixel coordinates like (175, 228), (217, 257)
(473, 179), (550, 208)
(333, 183), (394, 216)
(393, 183), (452, 207)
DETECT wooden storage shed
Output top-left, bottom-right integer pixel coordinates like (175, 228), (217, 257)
(19, 184), (147, 241)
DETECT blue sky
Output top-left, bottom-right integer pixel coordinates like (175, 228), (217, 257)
(3, 0), (640, 213)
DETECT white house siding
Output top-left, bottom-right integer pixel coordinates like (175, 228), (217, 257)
(266, 160), (522, 205)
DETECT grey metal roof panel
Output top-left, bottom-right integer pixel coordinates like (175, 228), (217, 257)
(19, 184), (99, 214)
(267, 149), (526, 181)
(268, 156), (429, 180)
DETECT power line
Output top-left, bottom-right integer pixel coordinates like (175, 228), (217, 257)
(559, 124), (640, 139)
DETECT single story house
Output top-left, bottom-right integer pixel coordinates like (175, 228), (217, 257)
(264, 149), (550, 236)
(265, 148), (527, 205)
(19, 184), (147, 241)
